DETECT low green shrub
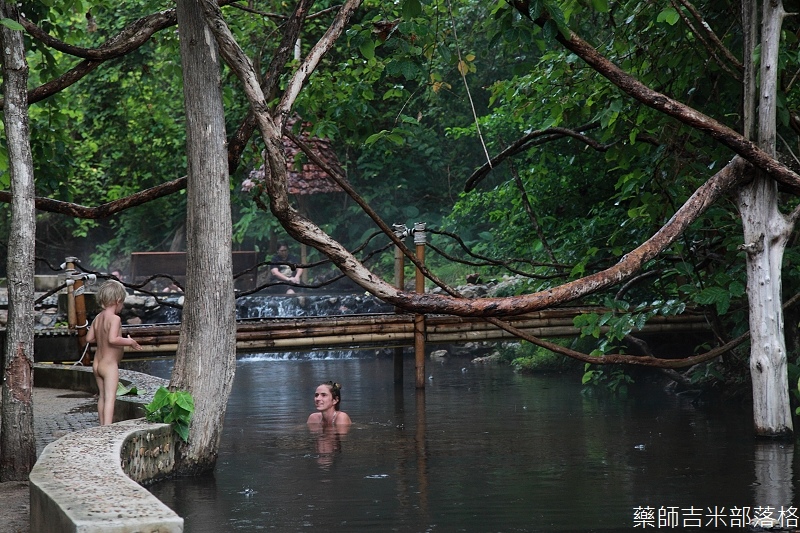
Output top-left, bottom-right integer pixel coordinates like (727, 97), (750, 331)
(504, 340), (582, 374)
(144, 386), (194, 442)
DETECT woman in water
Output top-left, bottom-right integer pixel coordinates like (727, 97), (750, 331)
(307, 381), (352, 427)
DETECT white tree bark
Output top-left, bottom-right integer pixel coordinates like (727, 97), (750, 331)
(171, 0), (237, 473)
(0, 1), (37, 480)
(737, 0), (793, 437)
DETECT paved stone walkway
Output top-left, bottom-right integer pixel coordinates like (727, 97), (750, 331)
(34, 387), (99, 456)
(0, 387), (98, 533)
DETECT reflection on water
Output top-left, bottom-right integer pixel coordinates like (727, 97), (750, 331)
(310, 425), (346, 470)
(140, 353), (798, 532)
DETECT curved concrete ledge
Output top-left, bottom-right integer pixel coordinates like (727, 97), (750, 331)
(31, 365), (183, 532)
(31, 420), (183, 532)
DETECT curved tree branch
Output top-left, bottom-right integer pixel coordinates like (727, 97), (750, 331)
(25, 59), (104, 105)
(464, 122), (602, 191)
(532, 11), (800, 193)
(13, 2), (240, 106)
(0, 176), (186, 218)
(203, 0), (753, 318)
(227, 2), (340, 21)
(228, 0), (316, 174)
(0, 1), (310, 213)
(276, 0), (362, 123)
(674, 0), (743, 73)
(20, 10), (177, 60)
(669, 0), (742, 81)
(487, 314), (746, 368)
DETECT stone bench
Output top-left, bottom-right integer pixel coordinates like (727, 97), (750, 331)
(30, 364), (184, 532)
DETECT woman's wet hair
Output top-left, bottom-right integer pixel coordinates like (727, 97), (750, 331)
(321, 381), (342, 410)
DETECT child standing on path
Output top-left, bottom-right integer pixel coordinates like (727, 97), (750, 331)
(86, 280), (142, 425)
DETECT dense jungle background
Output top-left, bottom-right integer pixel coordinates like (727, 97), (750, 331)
(2, 0), (800, 396)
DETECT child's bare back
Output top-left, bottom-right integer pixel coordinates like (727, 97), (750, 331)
(90, 308), (126, 375)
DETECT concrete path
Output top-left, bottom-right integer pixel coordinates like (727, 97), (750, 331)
(0, 387), (99, 533)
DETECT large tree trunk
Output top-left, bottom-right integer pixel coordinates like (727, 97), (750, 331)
(0, 1), (37, 480)
(738, 0), (793, 437)
(171, 0), (237, 474)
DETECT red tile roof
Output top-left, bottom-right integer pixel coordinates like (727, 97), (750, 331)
(248, 119), (346, 195)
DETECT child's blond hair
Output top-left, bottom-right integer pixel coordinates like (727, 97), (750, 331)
(96, 280), (127, 308)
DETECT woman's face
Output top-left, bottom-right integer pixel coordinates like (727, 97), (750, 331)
(314, 384), (337, 411)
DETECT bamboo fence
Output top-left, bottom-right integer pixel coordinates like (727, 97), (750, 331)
(115, 308), (710, 354)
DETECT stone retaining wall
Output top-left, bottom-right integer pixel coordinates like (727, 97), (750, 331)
(30, 365), (183, 532)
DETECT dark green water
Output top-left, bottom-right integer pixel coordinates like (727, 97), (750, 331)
(138, 353), (797, 532)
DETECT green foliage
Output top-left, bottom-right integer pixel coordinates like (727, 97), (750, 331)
(505, 340), (582, 373)
(116, 382), (139, 396)
(4, 0), (791, 396)
(573, 297), (686, 344)
(685, 360), (726, 385)
(0, 18), (24, 31)
(581, 365), (634, 395)
(144, 386), (194, 443)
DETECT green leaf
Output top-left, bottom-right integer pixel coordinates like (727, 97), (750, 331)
(657, 8), (680, 25)
(728, 281), (746, 298)
(145, 386), (170, 414)
(401, 0), (422, 19)
(694, 286), (731, 315)
(365, 130), (390, 145)
(173, 421), (190, 442)
(359, 40), (375, 60)
(116, 382), (139, 396)
(175, 391), (195, 413)
(0, 18), (24, 31)
(144, 386), (193, 441)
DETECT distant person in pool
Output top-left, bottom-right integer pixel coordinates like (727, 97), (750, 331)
(270, 241), (304, 294)
(307, 381), (352, 427)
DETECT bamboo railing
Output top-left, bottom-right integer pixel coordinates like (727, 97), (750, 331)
(115, 307), (710, 354)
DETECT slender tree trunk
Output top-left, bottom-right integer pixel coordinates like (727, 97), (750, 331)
(738, 0), (793, 437)
(171, 0), (237, 473)
(738, 179), (792, 436)
(0, 1), (37, 480)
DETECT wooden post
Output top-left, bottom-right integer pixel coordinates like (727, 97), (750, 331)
(64, 257), (92, 365)
(414, 222), (426, 389)
(393, 224), (407, 384)
(300, 242), (308, 285)
(74, 275), (89, 365)
(64, 257), (77, 329)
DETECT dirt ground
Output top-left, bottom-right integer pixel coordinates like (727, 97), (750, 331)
(0, 481), (29, 533)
